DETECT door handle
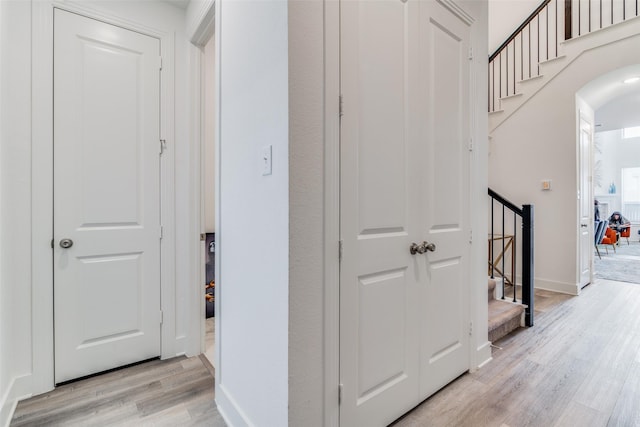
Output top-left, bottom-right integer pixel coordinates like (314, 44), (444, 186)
(580, 224), (588, 228)
(59, 238), (74, 249)
(410, 241), (436, 255)
(410, 242), (424, 255)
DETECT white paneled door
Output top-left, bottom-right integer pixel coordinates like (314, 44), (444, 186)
(54, 9), (162, 383)
(340, 1), (472, 425)
(579, 117), (592, 288)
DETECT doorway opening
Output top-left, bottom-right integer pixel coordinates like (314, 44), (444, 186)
(201, 31), (216, 367)
(577, 65), (640, 286)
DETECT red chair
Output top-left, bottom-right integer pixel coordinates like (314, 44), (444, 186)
(620, 227), (631, 245)
(600, 227), (617, 254)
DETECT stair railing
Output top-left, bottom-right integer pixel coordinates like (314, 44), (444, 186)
(489, 0), (559, 112)
(489, 0), (640, 113)
(488, 188), (534, 327)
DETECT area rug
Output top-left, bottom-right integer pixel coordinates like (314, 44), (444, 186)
(594, 239), (640, 284)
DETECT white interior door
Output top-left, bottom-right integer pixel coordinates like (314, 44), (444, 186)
(579, 117), (592, 288)
(418, 2), (471, 398)
(339, 1), (472, 425)
(54, 9), (162, 383)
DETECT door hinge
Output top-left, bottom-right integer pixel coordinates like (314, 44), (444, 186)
(160, 139), (167, 154)
(338, 384), (343, 405)
(469, 229), (473, 244)
(159, 56), (163, 70)
(160, 226), (164, 240)
(339, 95), (344, 118)
(339, 240), (343, 262)
(469, 322), (473, 336)
(51, 239), (54, 249)
(160, 310), (164, 325)
(468, 138), (473, 152)
(468, 47), (473, 60)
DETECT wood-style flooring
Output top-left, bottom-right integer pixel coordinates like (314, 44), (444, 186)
(10, 355), (226, 427)
(11, 279), (640, 426)
(393, 279), (640, 427)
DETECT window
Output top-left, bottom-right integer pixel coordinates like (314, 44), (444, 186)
(622, 126), (640, 139)
(622, 168), (640, 202)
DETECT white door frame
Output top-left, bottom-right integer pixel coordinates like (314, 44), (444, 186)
(185, 0), (217, 361)
(31, 0), (176, 394)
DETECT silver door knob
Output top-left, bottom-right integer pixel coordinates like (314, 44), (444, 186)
(59, 238), (74, 249)
(410, 241), (436, 255)
(410, 242), (425, 255)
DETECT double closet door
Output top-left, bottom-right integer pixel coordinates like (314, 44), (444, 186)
(339, 1), (473, 424)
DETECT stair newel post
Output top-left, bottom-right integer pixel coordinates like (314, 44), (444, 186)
(490, 198), (495, 279)
(522, 204), (534, 327)
(502, 204), (506, 299)
(513, 212), (517, 303)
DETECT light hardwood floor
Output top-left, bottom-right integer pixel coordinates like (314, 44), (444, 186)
(11, 279), (640, 426)
(393, 279), (640, 427)
(10, 355), (226, 426)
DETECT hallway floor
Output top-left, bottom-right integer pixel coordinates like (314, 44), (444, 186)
(11, 279), (639, 426)
(10, 355), (226, 426)
(393, 279), (640, 426)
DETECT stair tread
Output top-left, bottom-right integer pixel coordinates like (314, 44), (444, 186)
(488, 299), (524, 331)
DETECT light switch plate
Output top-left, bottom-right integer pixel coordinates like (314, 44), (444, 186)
(262, 145), (272, 176)
(542, 180), (552, 190)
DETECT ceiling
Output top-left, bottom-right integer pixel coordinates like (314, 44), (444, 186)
(577, 65), (640, 132)
(162, 0), (189, 9)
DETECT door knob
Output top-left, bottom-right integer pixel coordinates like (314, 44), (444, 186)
(581, 224), (588, 228)
(59, 238), (74, 249)
(410, 242), (425, 255)
(410, 241), (435, 255)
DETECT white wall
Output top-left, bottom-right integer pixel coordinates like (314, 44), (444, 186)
(0, 2), (34, 425)
(215, 1), (290, 426)
(288, 1), (326, 425)
(489, 29), (640, 295)
(488, 0), (540, 52)
(0, 1), (192, 423)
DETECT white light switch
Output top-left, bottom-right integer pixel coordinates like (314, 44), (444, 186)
(262, 145), (272, 176)
(542, 179), (552, 190)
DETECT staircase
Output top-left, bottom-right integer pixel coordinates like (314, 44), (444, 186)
(489, 0), (640, 132)
(488, 278), (526, 342)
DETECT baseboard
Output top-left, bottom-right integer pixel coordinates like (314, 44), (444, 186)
(0, 374), (32, 427)
(535, 278), (580, 296)
(216, 383), (254, 427)
(473, 341), (493, 372)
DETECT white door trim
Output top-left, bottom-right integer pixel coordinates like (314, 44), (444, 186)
(184, 0), (216, 360)
(324, 0), (341, 425)
(185, 0), (219, 374)
(31, 0), (176, 394)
